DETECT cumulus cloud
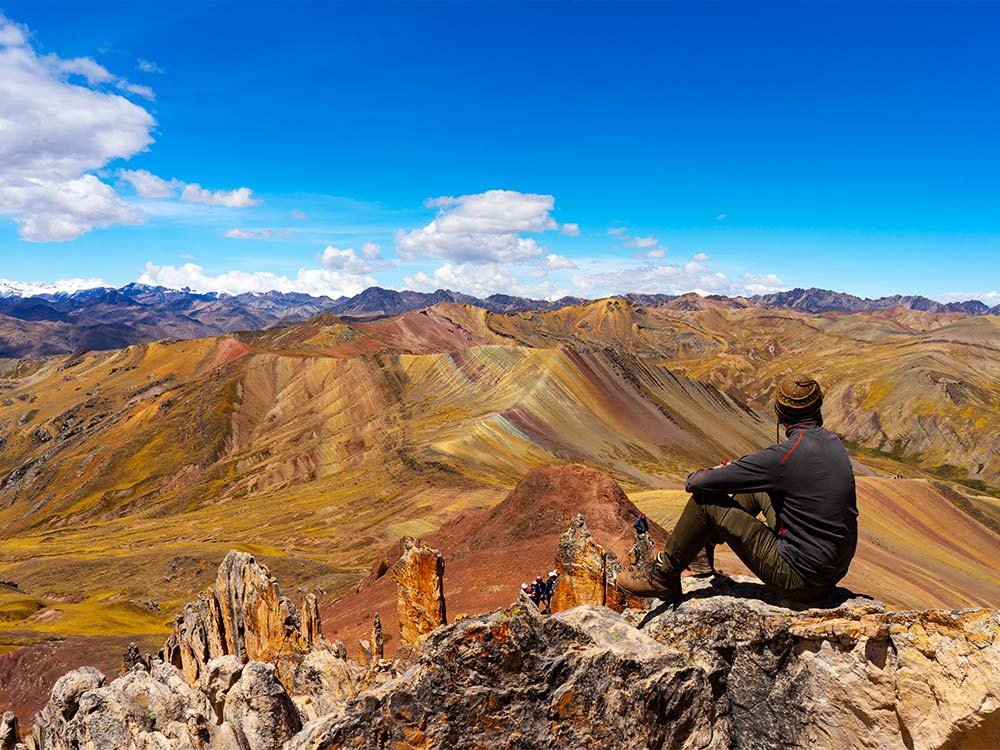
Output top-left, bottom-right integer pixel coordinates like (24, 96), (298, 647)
(316, 245), (387, 275)
(138, 262), (375, 298)
(180, 183), (260, 207)
(403, 262), (572, 301)
(561, 222), (580, 237)
(119, 169), (181, 198)
(611, 227), (671, 260)
(119, 169), (260, 208)
(224, 227), (294, 240)
(396, 189), (572, 263)
(575, 254), (786, 298)
(0, 12), (155, 240)
(938, 290), (1000, 305)
(540, 253), (576, 271)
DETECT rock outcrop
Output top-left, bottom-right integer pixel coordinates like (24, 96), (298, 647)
(20, 552), (366, 750)
(0, 712), (18, 750)
(164, 551), (320, 688)
(550, 513), (635, 614)
(288, 576), (1000, 750)
(389, 538), (446, 646)
(16, 545), (1000, 750)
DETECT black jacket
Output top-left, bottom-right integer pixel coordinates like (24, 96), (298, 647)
(685, 423), (858, 586)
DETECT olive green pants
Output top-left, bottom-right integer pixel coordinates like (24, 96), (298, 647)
(661, 491), (829, 602)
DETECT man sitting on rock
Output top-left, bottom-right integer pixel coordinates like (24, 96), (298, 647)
(616, 374), (858, 604)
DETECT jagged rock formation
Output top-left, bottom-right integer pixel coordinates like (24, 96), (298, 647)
(0, 712), (18, 750)
(20, 552), (367, 750)
(14, 544), (1000, 750)
(389, 538), (446, 646)
(289, 577), (1000, 750)
(549, 514), (609, 612)
(164, 551), (320, 688)
(548, 514), (647, 613)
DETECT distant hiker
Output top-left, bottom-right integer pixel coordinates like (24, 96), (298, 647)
(534, 575), (547, 611)
(617, 374), (858, 604)
(633, 513), (649, 535)
(544, 570), (557, 609)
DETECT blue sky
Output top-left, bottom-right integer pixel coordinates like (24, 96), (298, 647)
(1, 2), (999, 302)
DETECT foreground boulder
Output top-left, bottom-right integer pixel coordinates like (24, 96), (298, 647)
(288, 576), (999, 750)
(17, 547), (1000, 750)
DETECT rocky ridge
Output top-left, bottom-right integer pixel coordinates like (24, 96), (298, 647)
(9, 519), (998, 750)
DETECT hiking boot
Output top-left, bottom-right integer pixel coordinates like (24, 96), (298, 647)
(614, 565), (683, 602)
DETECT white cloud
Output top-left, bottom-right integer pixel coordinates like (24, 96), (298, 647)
(0, 175), (144, 241)
(625, 235), (658, 249)
(575, 255), (786, 298)
(633, 248), (665, 259)
(224, 227), (293, 240)
(361, 241), (382, 260)
(290, 209), (308, 220)
(138, 261), (374, 298)
(403, 263), (526, 297)
(137, 59), (164, 74)
(692, 252), (710, 262)
(316, 245), (382, 274)
(121, 82), (155, 100)
(741, 272), (787, 295)
(119, 169), (180, 198)
(938, 290), (1000, 305)
(540, 253), (576, 271)
(561, 222), (580, 237)
(119, 168), (260, 209)
(396, 189), (571, 263)
(403, 261), (573, 301)
(0, 12), (155, 240)
(716, 213), (727, 220)
(607, 227), (627, 236)
(180, 183), (260, 207)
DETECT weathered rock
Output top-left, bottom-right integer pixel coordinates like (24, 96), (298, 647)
(389, 538), (446, 646)
(356, 640), (372, 669)
(550, 514), (614, 612)
(331, 641), (347, 660)
(371, 614), (384, 663)
(28, 662), (212, 750)
(0, 712), (18, 750)
(200, 655), (244, 723)
(287, 651), (365, 723)
(285, 579), (1000, 750)
(299, 594), (321, 648)
(223, 661), (301, 750)
(121, 642), (150, 674)
(172, 551), (316, 688)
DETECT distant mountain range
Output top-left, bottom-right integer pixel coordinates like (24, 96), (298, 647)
(0, 283), (996, 357)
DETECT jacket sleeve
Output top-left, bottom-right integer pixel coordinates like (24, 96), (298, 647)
(685, 444), (784, 494)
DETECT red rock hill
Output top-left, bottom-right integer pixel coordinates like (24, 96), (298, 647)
(322, 464), (665, 655)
